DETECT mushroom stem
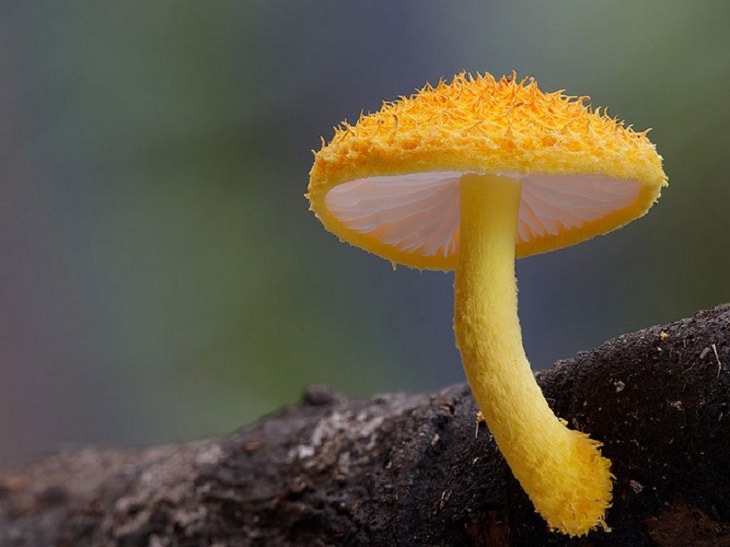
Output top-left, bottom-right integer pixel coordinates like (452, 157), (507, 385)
(453, 173), (613, 536)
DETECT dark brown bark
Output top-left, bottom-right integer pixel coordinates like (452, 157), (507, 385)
(2, 306), (730, 546)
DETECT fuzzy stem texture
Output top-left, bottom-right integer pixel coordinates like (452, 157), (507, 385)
(453, 173), (613, 536)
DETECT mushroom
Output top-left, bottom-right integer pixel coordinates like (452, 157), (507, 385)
(307, 72), (667, 536)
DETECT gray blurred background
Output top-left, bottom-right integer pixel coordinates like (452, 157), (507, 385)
(0, 1), (727, 469)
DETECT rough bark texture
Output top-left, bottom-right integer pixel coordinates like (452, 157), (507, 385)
(2, 306), (730, 546)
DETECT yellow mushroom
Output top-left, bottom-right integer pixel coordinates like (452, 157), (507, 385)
(307, 72), (667, 536)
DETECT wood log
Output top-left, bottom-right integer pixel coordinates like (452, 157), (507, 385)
(1, 306), (729, 546)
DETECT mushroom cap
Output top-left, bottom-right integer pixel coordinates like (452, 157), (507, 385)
(308, 72), (667, 270)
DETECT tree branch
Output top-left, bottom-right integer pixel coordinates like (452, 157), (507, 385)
(2, 306), (730, 546)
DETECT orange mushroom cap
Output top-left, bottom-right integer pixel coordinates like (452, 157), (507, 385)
(308, 72), (667, 269)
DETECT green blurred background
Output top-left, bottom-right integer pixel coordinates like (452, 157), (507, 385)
(0, 1), (728, 469)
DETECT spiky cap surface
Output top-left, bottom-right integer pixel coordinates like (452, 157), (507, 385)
(308, 72), (667, 269)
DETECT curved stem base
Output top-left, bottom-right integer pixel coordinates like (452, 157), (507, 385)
(453, 173), (613, 536)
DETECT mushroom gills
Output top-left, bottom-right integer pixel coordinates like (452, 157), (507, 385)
(325, 171), (641, 260)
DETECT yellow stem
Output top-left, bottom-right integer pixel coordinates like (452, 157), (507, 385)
(453, 173), (613, 536)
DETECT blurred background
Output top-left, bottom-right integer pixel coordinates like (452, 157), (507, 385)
(0, 1), (728, 469)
